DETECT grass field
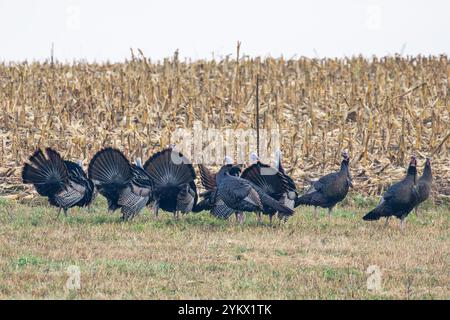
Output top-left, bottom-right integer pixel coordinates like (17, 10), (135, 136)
(0, 197), (448, 300)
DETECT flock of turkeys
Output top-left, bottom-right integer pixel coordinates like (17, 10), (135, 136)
(22, 146), (432, 230)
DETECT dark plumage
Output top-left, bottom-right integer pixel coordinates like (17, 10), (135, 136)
(193, 162), (242, 219)
(191, 189), (216, 213)
(88, 148), (153, 220)
(295, 151), (352, 220)
(198, 164), (219, 191)
(64, 160), (97, 209)
(198, 163), (242, 192)
(274, 150), (298, 216)
(215, 165), (294, 224)
(22, 148), (95, 216)
(363, 155), (419, 231)
(88, 147), (132, 211)
(241, 160), (293, 223)
(118, 162), (154, 220)
(415, 158), (432, 216)
(143, 147), (197, 219)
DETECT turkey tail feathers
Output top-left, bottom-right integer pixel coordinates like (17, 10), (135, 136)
(22, 148), (69, 197)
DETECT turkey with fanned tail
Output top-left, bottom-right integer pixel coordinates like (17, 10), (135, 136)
(88, 148), (153, 220)
(363, 155), (419, 231)
(214, 163), (294, 225)
(193, 156), (243, 221)
(143, 146), (197, 220)
(240, 152), (293, 224)
(22, 148), (96, 217)
(295, 150), (352, 221)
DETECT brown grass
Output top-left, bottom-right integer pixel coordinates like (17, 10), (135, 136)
(0, 197), (448, 299)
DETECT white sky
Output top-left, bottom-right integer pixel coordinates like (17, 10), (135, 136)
(0, 0), (449, 62)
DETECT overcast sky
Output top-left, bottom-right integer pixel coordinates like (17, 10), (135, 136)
(0, 0), (448, 62)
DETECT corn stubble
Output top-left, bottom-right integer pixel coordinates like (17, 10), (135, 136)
(0, 53), (449, 201)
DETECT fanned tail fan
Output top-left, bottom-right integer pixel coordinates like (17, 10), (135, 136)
(241, 162), (287, 200)
(144, 148), (196, 189)
(22, 148), (69, 197)
(198, 164), (217, 190)
(88, 148), (132, 210)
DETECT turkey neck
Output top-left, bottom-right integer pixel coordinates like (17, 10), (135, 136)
(339, 159), (349, 176)
(421, 163), (432, 181)
(405, 164), (417, 184)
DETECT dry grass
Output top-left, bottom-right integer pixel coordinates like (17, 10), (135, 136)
(0, 197), (448, 300)
(0, 54), (449, 200)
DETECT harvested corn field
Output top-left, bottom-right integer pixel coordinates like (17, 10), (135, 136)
(0, 54), (449, 201)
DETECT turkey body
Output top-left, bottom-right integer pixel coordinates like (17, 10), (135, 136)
(22, 148), (95, 215)
(88, 148), (153, 220)
(240, 161), (294, 221)
(216, 165), (294, 218)
(143, 147), (197, 218)
(363, 156), (419, 229)
(295, 153), (352, 217)
(193, 163), (242, 218)
(64, 160), (96, 209)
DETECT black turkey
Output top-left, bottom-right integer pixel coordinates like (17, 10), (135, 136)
(240, 153), (293, 224)
(143, 146), (197, 220)
(215, 164), (294, 225)
(295, 150), (352, 220)
(193, 156), (242, 220)
(414, 158), (432, 216)
(22, 148), (95, 217)
(363, 155), (419, 231)
(88, 148), (153, 220)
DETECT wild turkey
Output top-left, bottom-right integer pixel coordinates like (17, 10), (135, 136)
(64, 159), (97, 211)
(143, 146), (197, 220)
(295, 150), (352, 220)
(240, 153), (293, 224)
(193, 156), (242, 220)
(22, 148), (95, 217)
(274, 150), (298, 215)
(414, 158), (432, 216)
(88, 148), (153, 220)
(363, 155), (419, 231)
(215, 164), (294, 225)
